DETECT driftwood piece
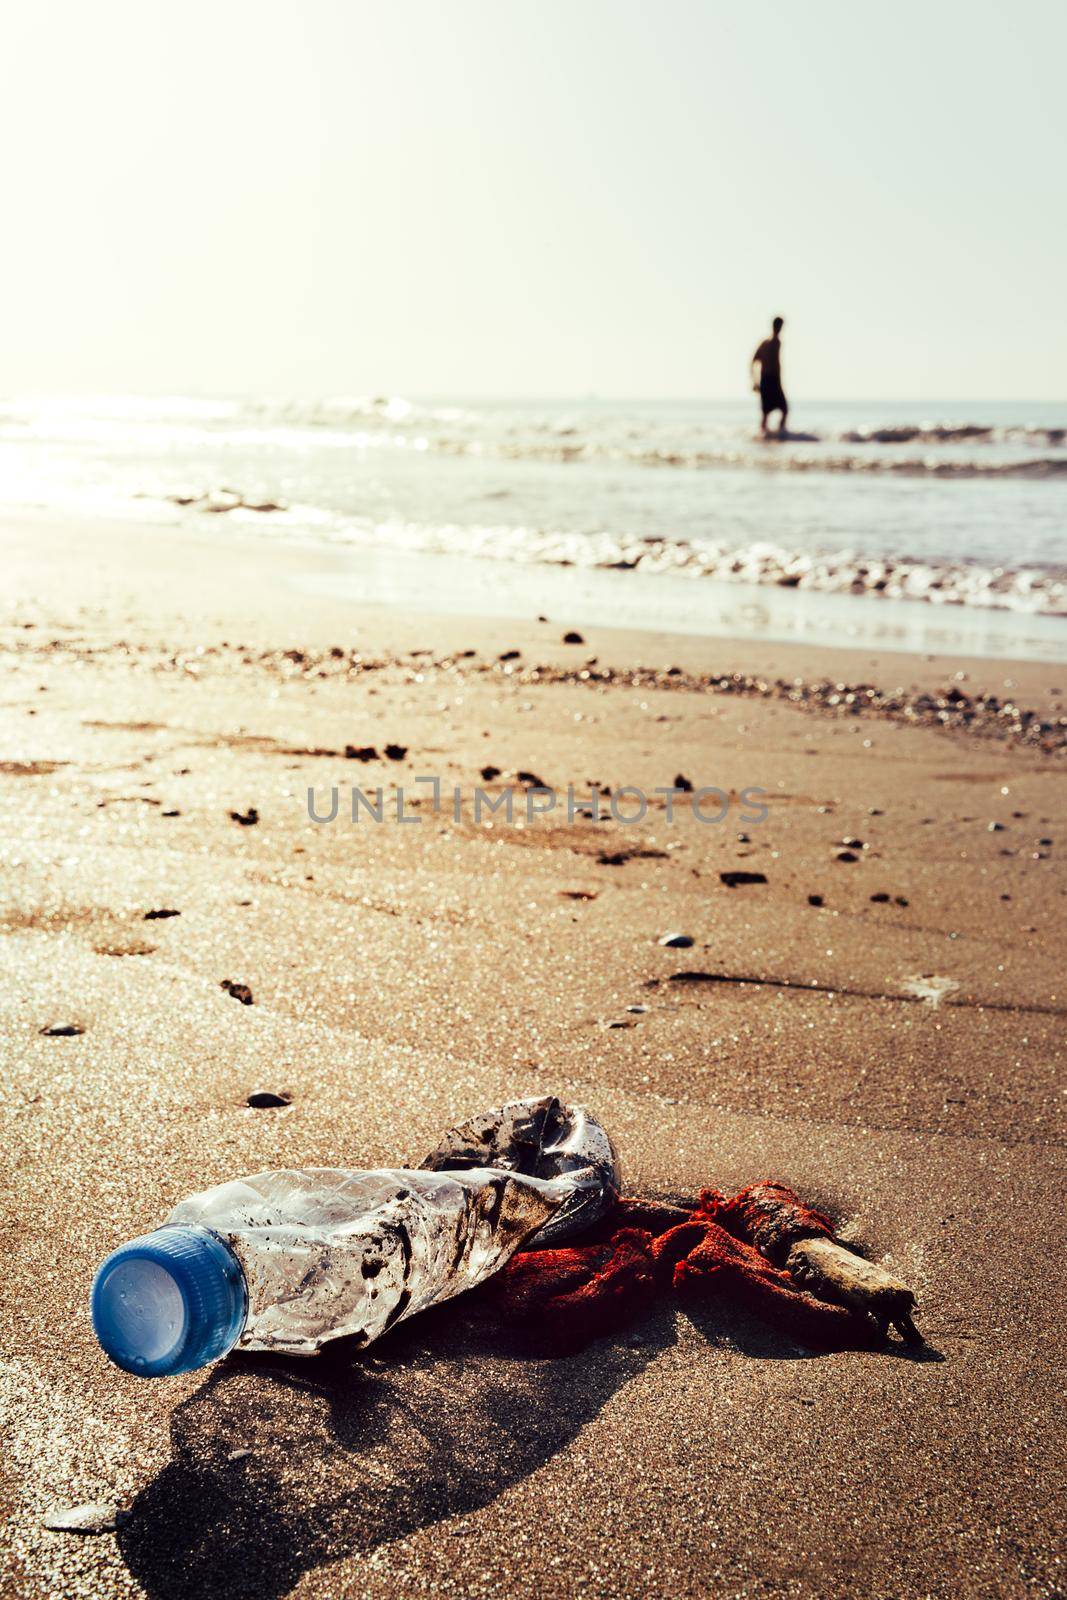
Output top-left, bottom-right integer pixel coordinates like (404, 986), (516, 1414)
(787, 1235), (921, 1344)
(705, 1181), (922, 1345)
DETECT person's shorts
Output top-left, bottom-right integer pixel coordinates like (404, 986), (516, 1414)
(760, 381), (787, 414)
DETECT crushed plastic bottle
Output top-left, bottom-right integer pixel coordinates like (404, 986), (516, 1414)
(91, 1096), (619, 1378)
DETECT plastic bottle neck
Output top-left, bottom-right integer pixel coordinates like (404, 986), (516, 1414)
(91, 1225), (247, 1377)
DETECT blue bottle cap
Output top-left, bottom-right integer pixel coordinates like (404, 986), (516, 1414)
(91, 1226), (247, 1378)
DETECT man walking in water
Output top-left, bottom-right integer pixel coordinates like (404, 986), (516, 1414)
(751, 315), (788, 436)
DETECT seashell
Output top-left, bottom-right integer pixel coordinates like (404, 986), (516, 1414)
(43, 1502), (130, 1535)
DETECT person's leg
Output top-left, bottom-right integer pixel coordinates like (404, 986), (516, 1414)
(760, 402), (770, 437)
(777, 400), (789, 436)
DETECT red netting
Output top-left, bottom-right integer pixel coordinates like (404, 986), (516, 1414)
(486, 1183), (876, 1355)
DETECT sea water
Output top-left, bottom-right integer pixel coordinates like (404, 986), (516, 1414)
(2, 393), (1065, 658)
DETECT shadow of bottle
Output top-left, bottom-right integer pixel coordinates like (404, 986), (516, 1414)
(118, 1298), (678, 1600)
(117, 1275), (941, 1599)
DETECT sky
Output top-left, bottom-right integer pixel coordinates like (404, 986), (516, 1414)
(1, 1), (1064, 400)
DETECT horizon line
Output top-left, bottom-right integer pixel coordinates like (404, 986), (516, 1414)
(3, 388), (1066, 407)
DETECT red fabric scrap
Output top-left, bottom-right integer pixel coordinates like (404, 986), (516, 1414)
(487, 1183), (876, 1355)
(700, 1181), (835, 1265)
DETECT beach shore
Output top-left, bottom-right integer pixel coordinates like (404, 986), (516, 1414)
(2, 514), (1064, 1600)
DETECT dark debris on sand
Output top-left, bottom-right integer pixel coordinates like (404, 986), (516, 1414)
(598, 846), (669, 867)
(10, 638), (1065, 751)
(220, 980), (254, 1006)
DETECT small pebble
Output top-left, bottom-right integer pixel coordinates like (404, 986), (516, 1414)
(144, 908), (180, 920)
(870, 892), (890, 903)
(658, 933), (693, 948)
(720, 870), (767, 888)
(807, 894), (824, 908)
(39, 1023), (84, 1037)
(229, 807), (259, 826)
(834, 851), (859, 863)
(384, 743), (408, 760)
(246, 1090), (291, 1108)
(562, 631), (585, 644)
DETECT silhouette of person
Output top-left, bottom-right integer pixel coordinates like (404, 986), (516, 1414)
(752, 316), (788, 436)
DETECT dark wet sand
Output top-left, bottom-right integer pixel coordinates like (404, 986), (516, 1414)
(1, 515), (1064, 1599)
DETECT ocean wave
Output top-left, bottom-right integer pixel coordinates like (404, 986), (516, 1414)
(231, 401), (1067, 477)
(427, 438), (1067, 478)
(11, 414), (1063, 475)
(373, 524), (1067, 611)
(232, 398), (1067, 450)
(838, 422), (1066, 446)
(229, 398), (1067, 465)
(3, 393), (1066, 479)
(158, 489), (1067, 615)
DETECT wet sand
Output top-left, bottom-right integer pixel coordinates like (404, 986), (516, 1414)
(1, 515), (1064, 1600)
